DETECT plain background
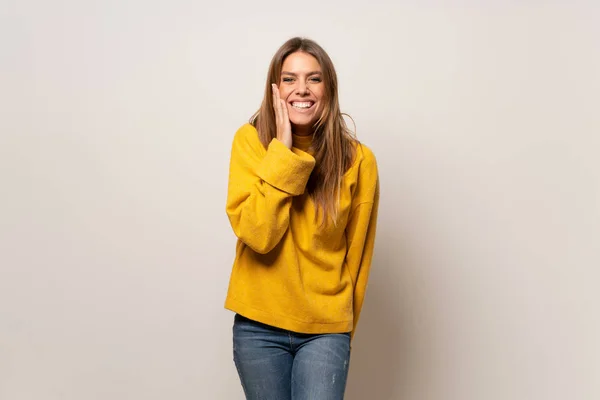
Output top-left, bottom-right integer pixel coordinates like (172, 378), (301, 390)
(1, 1), (599, 399)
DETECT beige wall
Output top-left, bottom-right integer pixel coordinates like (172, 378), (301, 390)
(1, 1), (598, 399)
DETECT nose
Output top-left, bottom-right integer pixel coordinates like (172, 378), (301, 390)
(296, 81), (309, 95)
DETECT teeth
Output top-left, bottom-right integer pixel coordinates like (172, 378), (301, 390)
(292, 102), (313, 109)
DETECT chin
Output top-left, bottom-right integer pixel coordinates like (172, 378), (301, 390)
(290, 118), (311, 126)
(290, 113), (319, 125)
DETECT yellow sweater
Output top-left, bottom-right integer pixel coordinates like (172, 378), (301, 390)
(224, 123), (379, 338)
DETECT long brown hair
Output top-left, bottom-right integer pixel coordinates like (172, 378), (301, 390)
(250, 37), (357, 225)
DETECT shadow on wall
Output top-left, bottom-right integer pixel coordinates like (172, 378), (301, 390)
(345, 217), (429, 400)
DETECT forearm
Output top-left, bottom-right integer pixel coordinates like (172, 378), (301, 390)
(227, 137), (315, 253)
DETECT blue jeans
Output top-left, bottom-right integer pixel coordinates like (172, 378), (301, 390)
(232, 314), (351, 400)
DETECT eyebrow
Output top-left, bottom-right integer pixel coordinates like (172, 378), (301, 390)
(281, 71), (323, 76)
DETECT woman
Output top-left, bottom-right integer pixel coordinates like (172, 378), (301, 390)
(224, 37), (379, 400)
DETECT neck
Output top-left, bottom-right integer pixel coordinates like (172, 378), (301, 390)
(292, 125), (313, 137)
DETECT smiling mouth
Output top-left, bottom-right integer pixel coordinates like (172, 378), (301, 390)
(290, 101), (315, 110)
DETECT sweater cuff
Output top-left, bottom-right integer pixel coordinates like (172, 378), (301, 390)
(256, 139), (315, 196)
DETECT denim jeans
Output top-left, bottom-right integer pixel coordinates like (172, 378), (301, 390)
(232, 314), (351, 400)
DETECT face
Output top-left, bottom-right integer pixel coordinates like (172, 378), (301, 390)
(278, 51), (325, 133)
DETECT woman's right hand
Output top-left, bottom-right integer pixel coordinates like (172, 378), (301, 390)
(272, 83), (292, 149)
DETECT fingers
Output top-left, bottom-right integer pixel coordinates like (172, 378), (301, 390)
(272, 84), (285, 133)
(272, 83), (279, 112)
(271, 83), (292, 148)
(280, 98), (289, 123)
(272, 83), (281, 125)
(272, 84), (289, 123)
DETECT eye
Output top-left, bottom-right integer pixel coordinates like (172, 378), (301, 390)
(309, 77), (322, 83)
(282, 77), (294, 83)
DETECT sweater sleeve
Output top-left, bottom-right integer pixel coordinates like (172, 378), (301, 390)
(345, 145), (380, 340)
(226, 124), (316, 254)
